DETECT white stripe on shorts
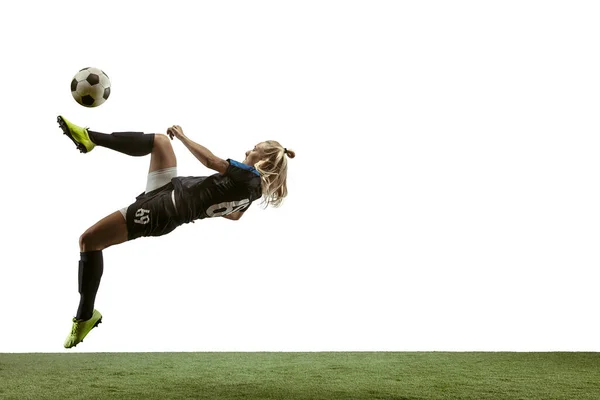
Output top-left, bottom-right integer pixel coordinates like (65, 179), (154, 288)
(118, 167), (178, 220)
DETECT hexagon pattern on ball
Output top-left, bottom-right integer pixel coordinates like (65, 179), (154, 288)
(71, 67), (111, 107)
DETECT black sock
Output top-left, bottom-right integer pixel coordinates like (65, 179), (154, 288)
(87, 130), (155, 156)
(76, 251), (104, 321)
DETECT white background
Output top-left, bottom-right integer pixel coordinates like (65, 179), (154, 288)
(0, 1), (599, 352)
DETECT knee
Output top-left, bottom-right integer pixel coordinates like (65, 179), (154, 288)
(154, 133), (171, 149)
(79, 229), (101, 252)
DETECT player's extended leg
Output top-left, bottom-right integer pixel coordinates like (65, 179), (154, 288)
(57, 115), (154, 156)
(57, 116), (177, 172)
(64, 211), (128, 349)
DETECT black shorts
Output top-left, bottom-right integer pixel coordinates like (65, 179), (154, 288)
(125, 182), (181, 240)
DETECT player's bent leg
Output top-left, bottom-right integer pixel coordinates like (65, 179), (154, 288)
(65, 211), (127, 349)
(149, 134), (177, 173)
(79, 211), (129, 252)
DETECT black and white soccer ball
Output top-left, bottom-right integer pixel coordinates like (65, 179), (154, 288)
(71, 67), (111, 107)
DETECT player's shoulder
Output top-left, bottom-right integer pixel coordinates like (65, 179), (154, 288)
(226, 159), (261, 177)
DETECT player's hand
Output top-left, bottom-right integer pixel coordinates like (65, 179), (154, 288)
(167, 125), (185, 140)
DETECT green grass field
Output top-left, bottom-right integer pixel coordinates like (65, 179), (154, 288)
(1, 352), (599, 399)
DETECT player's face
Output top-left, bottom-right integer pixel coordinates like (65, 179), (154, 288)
(244, 143), (264, 165)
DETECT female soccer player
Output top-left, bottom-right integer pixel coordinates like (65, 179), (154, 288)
(57, 116), (295, 348)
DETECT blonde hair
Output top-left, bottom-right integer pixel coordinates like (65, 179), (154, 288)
(254, 140), (295, 208)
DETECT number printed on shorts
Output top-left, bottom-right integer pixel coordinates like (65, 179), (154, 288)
(134, 208), (150, 224)
(206, 199), (249, 217)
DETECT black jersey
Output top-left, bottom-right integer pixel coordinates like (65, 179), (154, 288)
(171, 159), (262, 224)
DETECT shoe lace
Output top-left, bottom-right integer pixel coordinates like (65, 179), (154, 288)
(71, 319), (80, 335)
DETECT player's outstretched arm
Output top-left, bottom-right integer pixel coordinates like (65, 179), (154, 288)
(167, 125), (228, 174)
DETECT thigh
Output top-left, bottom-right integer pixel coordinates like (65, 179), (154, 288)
(80, 211), (129, 252)
(145, 166), (178, 193)
(149, 134), (177, 173)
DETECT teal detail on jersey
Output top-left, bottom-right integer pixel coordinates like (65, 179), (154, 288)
(229, 159), (260, 176)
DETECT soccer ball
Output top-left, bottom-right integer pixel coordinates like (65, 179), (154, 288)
(71, 67), (111, 107)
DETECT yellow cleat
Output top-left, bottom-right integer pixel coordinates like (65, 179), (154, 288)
(57, 115), (96, 153)
(64, 309), (102, 348)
